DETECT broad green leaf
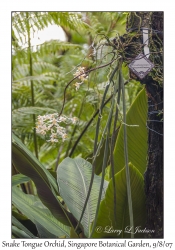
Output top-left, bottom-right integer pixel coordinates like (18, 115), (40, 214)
(12, 187), (70, 238)
(35, 220), (59, 238)
(33, 201), (62, 238)
(113, 88), (148, 175)
(12, 216), (37, 238)
(12, 133), (58, 192)
(57, 157), (108, 238)
(12, 174), (30, 186)
(12, 211), (38, 236)
(12, 133), (76, 227)
(92, 163), (146, 238)
(12, 226), (31, 238)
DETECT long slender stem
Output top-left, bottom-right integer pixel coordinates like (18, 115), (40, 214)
(58, 58), (117, 117)
(26, 12), (38, 159)
(110, 75), (122, 227)
(65, 99), (84, 157)
(74, 65), (119, 234)
(120, 69), (134, 238)
(90, 77), (117, 237)
(90, 135), (109, 237)
(93, 84), (110, 156)
(69, 94), (112, 157)
(54, 143), (64, 171)
(69, 81), (129, 157)
(55, 99), (85, 170)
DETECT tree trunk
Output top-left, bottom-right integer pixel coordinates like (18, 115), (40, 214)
(125, 12), (163, 238)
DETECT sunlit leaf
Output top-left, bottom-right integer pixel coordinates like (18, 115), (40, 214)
(12, 216), (37, 238)
(113, 88), (148, 175)
(12, 174), (30, 187)
(12, 187), (71, 238)
(92, 163), (146, 238)
(57, 157), (108, 237)
(12, 133), (76, 227)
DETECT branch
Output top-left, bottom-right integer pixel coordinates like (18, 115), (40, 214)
(58, 58), (118, 117)
(69, 81), (129, 157)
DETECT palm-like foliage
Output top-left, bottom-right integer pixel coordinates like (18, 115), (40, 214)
(12, 11), (141, 164)
(12, 12), (92, 164)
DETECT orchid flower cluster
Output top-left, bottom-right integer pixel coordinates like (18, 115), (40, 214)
(36, 113), (78, 143)
(73, 66), (88, 91)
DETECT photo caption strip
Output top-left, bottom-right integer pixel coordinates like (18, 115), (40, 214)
(1, 239), (173, 249)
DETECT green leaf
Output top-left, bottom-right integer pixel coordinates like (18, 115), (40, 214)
(104, 165), (111, 182)
(12, 226), (31, 238)
(12, 216), (37, 238)
(70, 227), (80, 238)
(12, 174), (30, 186)
(12, 187), (71, 238)
(37, 40), (82, 56)
(12, 74), (56, 83)
(35, 221), (59, 238)
(12, 133), (58, 192)
(92, 163), (146, 238)
(12, 133), (76, 227)
(57, 157), (108, 238)
(48, 12), (91, 32)
(113, 88), (148, 175)
(12, 107), (57, 116)
(12, 211), (38, 236)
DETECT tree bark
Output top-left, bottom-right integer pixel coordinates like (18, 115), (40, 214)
(125, 12), (163, 238)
